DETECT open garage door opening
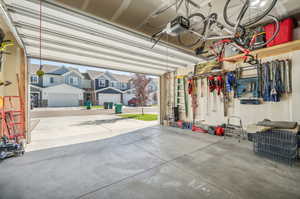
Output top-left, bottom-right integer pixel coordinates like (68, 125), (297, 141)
(29, 59), (160, 152)
(0, 0), (199, 152)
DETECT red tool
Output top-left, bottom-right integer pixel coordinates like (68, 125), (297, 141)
(208, 76), (216, 92)
(216, 75), (224, 96)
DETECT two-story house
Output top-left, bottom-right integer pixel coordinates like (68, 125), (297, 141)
(86, 70), (133, 105)
(30, 65), (91, 107)
(30, 65), (157, 107)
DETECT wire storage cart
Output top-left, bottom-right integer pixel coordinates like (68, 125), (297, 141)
(253, 129), (299, 166)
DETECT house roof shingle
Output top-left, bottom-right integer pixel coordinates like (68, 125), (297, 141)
(30, 65), (133, 84)
(86, 70), (104, 80)
(87, 70), (132, 83)
(30, 65), (83, 76)
(110, 73), (132, 83)
(30, 64), (60, 75)
(48, 66), (69, 75)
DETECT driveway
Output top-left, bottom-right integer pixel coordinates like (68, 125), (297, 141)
(28, 114), (158, 151)
(30, 106), (158, 118)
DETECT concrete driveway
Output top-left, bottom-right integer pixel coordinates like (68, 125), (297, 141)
(28, 114), (158, 151)
(30, 106), (158, 118)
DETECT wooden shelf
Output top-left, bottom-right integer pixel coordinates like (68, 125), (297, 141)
(227, 40), (300, 61)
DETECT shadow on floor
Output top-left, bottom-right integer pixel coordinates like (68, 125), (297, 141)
(73, 117), (131, 126)
(29, 119), (40, 133)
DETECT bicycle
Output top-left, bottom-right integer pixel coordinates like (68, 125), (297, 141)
(151, 0), (279, 59)
(200, 38), (259, 64)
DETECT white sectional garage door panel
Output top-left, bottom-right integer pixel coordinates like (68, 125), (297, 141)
(48, 93), (79, 107)
(98, 94), (121, 105)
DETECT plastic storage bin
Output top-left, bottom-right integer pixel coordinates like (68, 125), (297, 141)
(265, 18), (294, 47)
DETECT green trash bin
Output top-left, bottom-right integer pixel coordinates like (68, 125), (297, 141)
(108, 102), (113, 109)
(86, 100), (92, 110)
(114, 104), (123, 114)
(104, 102), (109, 109)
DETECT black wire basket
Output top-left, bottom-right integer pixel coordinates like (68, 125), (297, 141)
(253, 130), (299, 166)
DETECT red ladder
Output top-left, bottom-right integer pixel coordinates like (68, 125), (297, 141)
(0, 96), (25, 140)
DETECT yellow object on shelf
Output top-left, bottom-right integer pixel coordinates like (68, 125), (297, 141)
(176, 75), (186, 79)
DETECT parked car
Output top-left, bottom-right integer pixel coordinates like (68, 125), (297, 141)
(128, 98), (138, 106)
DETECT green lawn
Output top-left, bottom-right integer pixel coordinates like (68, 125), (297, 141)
(120, 114), (158, 121)
(81, 105), (104, 109)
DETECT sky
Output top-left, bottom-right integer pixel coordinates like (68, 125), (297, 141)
(31, 59), (158, 78)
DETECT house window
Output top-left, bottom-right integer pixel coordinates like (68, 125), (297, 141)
(50, 77), (54, 84)
(70, 76), (78, 85)
(98, 79), (106, 87)
(110, 81), (116, 87)
(148, 85), (153, 92)
(122, 83), (127, 89)
(31, 75), (38, 84)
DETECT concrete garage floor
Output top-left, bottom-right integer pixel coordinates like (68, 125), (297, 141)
(1, 126), (300, 199)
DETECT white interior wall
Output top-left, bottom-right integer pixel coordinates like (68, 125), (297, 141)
(162, 50), (300, 127)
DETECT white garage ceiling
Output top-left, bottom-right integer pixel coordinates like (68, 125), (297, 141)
(52, 0), (300, 49)
(0, 0), (204, 76)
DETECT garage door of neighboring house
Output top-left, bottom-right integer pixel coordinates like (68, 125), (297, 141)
(48, 93), (79, 107)
(98, 94), (121, 105)
(123, 94), (135, 105)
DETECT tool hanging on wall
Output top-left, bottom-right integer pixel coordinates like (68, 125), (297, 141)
(221, 74), (229, 117)
(216, 75), (224, 96)
(200, 78), (204, 98)
(262, 59), (292, 102)
(286, 59), (292, 93)
(226, 72), (235, 93)
(187, 73), (197, 124)
(208, 76), (216, 92)
(206, 78), (210, 116)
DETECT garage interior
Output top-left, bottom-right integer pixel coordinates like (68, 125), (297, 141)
(0, 0), (300, 199)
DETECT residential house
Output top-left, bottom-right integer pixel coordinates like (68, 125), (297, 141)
(30, 64), (158, 107)
(30, 65), (91, 107)
(86, 70), (133, 105)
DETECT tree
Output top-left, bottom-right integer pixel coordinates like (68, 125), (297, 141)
(132, 74), (151, 115)
(153, 92), (158, 104)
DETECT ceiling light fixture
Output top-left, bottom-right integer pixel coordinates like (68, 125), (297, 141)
(250, 0), (268, 8)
